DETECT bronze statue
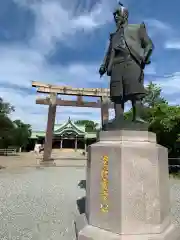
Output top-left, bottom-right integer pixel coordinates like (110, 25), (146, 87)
(99, 2), (154, 130)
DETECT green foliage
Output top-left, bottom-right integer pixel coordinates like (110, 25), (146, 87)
(143, 81), (167, 107)
(0, 117), (15, 148)
(125, 82), (180, 155)
(169, 172), (180, 179)
(0, 98), (31, 150)
(12, 120), (32, 150)
(0, 114), (14, 130)
(0, 97), (15, 115)
(149, 103), (180, 155)
(75, 120), (98, 132)
(124, 82), (167, 121)
(0, 98), (15, 148)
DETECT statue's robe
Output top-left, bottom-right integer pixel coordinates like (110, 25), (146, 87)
(103, 23), (154, 103)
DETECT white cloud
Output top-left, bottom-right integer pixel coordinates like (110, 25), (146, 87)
(0, 0), (104, 133)
(1, 85), (102, 130)
(146, 20), (180, 50)
(154, 72), (180, 98)
(143, 18), (180, 56)
(0, 43), (105, 130)
(1, 0), (179, 132)
(144, 64), (156, 75)
(145, 19), (175, 41)
(0, 42), (176, 131)
(0, 45), (45, 88)
(146, 19), (171, 31)
(0, 42), (106, 87)
(13, 0), (118, 54)
(164, 40), (180, 50)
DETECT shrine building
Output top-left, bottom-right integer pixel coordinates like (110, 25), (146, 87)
(29, 117), (98, 151)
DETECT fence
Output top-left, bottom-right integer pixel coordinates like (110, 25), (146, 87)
(168, 158), (180, 173)
(0, 147), (17, 156)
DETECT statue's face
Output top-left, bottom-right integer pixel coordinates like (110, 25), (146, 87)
(113, 7), (128, 27)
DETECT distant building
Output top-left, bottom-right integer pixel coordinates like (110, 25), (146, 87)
(28, 117), (97, 151)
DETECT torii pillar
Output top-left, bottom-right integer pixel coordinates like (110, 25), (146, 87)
(42, 93), (57, 164)
(100, 97), (109, 129)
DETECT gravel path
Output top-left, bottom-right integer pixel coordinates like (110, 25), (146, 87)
(0, 167), (179, 240)
(170, 178), (180, 226)
(0, 167), (85, 240)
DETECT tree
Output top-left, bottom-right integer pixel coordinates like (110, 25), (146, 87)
(75, 120), (98, 132)
(0, 97), (15, 115)
(124, 82), (180, 156)
(0, 115), (15, 148)
(148, 103), (180, 155)
(143, 81), (167, 108)
(0, 98), (31, 150)
(0, 114), (14, 130)
(12, 120), (32, 151)
(0, 98), (15, 148)
(124, 82), (167, 121)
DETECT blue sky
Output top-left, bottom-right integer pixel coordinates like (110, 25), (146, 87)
(1, 0), (180, 130)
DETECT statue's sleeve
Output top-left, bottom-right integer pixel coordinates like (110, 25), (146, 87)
(101, 34), (112, 69)
(139, 22), (154, 61)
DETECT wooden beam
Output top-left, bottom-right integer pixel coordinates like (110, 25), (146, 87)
(32, 81), (110, 97)
(36, 86), (110, 97)
(77, 95), (83, 105)
(36, 97), (114, 108)
(32, 81), (51, 88)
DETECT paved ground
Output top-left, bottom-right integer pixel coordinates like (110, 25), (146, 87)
(170, 178), (180, 226)
(0, 167), (85, 240)
(0, 153), (180, 239)
(0, 151), (86, 169)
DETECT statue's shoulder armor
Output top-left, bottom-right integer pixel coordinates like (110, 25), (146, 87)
(127, 23), (141, 30)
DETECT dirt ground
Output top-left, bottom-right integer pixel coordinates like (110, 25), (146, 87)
(0, 152), (40, 169)
(0, 150), (86, 169)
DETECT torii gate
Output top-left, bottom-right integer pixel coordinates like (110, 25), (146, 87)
(32, 81), (113, 162)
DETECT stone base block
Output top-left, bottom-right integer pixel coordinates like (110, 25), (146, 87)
(76, 130), (180, 239)
(103, 119), (149, 131)
(78, 223), (180, 240)
(86, 131), (172, 235)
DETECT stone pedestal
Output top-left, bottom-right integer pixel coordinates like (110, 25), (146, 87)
(75, 130), (180, 240)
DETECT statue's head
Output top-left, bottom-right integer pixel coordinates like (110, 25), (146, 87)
(113, 2), (129, 27)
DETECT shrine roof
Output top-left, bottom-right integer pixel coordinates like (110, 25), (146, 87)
(30, 117), (97, 139)
(53, 117), (85, 134)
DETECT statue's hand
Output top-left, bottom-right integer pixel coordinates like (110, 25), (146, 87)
(141, 57), (151, 69)
(99, 65), (106, 77)
(141, 55), (151, 66)
(145, 59), (151, 65)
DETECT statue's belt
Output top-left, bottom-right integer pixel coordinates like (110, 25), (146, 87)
(111, 53), (144, 82)
(113, 55), (134, 64)
(113, 52), (143, 69)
